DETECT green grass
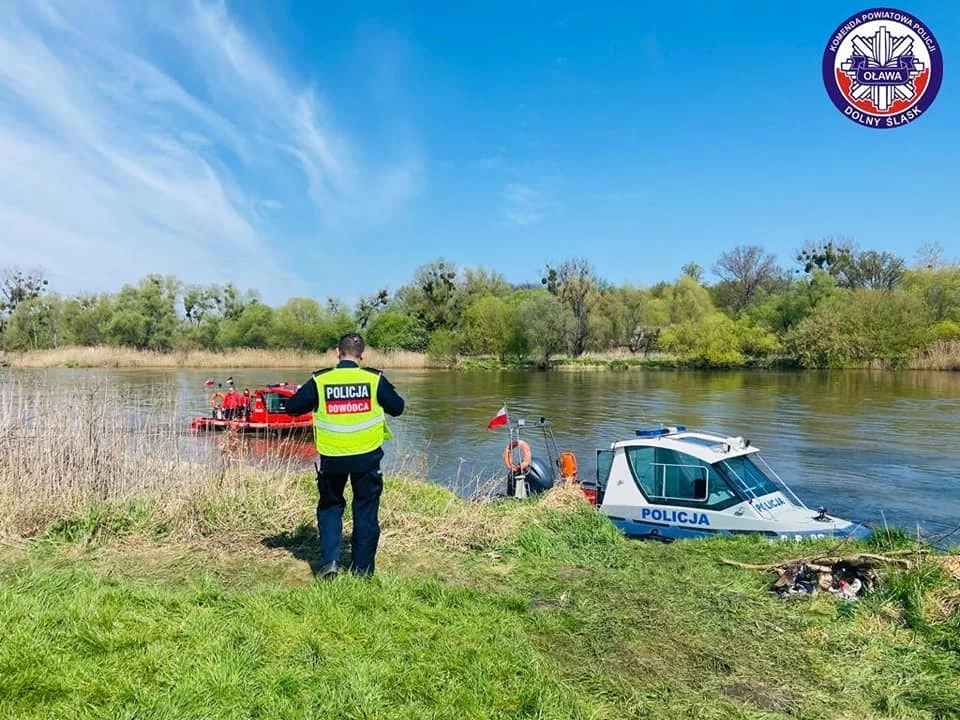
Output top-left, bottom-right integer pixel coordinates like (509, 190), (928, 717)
(1, 478), (958, 719)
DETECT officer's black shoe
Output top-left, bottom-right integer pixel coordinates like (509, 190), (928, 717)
(319, 561), (338, 580)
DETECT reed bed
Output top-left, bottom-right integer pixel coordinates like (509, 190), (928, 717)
(0, 381), (310, 538)
(909, 340), (960, 370)
(0, 379), (582, 555)
(3, 346), (441, 370)
(5, 342), (960, 372)
(569, 349), (674, 362)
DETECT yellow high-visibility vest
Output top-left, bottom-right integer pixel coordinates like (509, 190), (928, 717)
(311, 366), (393, 456)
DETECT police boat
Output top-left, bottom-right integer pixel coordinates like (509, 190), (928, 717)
(583, 425), (872, 542)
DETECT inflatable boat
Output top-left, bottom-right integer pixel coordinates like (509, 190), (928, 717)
(190, 382), (313, 438)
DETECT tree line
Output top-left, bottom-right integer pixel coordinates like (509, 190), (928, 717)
(1, 239), (958, 368)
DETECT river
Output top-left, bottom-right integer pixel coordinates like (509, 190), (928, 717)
(3, 367), (958, 540)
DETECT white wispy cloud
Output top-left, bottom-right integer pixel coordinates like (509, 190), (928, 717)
(503, 182), (545, 226)
(0, 0), (421, 302)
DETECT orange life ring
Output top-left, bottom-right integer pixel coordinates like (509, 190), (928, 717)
(503, 440), (532, 473)
(210, 392), (225, 408)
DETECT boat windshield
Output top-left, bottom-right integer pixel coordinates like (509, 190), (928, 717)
(263, 392), (289, 413)
(715, 455), (779, 498)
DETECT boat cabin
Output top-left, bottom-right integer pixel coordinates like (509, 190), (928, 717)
(248, 384), (301, 419)
(596, 426), (781, 510)
(590, 426), (869, 541)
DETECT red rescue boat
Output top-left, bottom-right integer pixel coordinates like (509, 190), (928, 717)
(190, 382), (313, 438)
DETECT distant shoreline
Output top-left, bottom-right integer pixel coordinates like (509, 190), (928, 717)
(0, 346), (441, 370)
(1, 343), (958, 371)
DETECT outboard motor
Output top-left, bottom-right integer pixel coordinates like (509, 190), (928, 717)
(506, 456), (555, 497)
(526, 456), (555, 494)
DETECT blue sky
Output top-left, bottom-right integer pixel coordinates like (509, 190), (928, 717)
(0, 1), (957, 306)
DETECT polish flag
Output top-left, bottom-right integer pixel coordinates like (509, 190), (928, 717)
(486, 405), (509, 430)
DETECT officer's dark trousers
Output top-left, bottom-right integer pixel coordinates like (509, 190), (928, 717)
(316, 467), (383, 575)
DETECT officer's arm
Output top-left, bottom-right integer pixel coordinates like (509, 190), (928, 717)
(285, 378), (319, 416)
(377, 375), (405, 417)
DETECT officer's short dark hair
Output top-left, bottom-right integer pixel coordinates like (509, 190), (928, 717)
(338, 333), (365, 357)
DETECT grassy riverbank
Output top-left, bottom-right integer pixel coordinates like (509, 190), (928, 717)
(2, 477), (959, 720)
(4, 341), (960, 371)
(1, 371), (958, 718)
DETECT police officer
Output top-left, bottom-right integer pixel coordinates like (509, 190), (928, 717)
(285, 333), (404, 578)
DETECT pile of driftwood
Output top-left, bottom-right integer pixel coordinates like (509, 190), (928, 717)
(722, 552), (917, 600)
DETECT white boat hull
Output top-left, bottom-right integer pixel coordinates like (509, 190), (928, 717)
(593, 427), (872, 542)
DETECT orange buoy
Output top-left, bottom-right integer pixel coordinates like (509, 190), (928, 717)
(503, 440), (532, 473)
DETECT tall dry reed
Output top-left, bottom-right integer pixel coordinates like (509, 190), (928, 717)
(4, 346), (443, 370)
(0, 379), (587, 553)
(0, 380), (310, 537)
(910, 341), (960, 371)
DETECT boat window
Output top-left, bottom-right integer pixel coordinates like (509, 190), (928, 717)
(263, 393), (288, 413)
(655, 449), (707, 501)
(596, 450), (614, 489)
(717, 455), (778, 498)
(626, 446), (739, 509)
(624, 446), (658, 496)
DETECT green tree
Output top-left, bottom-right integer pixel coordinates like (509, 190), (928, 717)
(711, 245), (778, 312)
(796, 240), (906, 290)
(513, 290), (565, 366)
(785, 289), (930, 367)
(659, 311), (779, 367)
(461, 295), (512, 358)
(659, 313), (745, 367)
(743, 270), (841, 335)
(271, 298), (327, 350)
(657, 275), (714, 325)
(183, 285), (218, 325)
(427, 328), (461, 366)
(902, 266), (960, 323)
(795, 237), (854, 277)
(106, 309), (149, 349)
(460, 267), (510, 308)
(322, 306), (358, 350)
(681, 262), (703, 283)
(396, 260), (461, 332)
(106, 275), (179, 350)
(541, 257), (598, 356)
(355, 289), (389, 330)
(367, 312), (428, 351)
(839, 250), (906, 290)
(62, 294), (114, 346)
(2, 295), (64, 350)
(0, 266), (49, 336)
(218, 303), (274, 349)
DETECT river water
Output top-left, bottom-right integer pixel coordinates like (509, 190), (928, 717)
(3, 367), (958, 540)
